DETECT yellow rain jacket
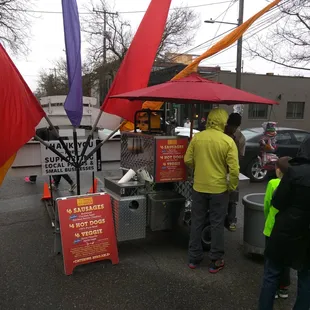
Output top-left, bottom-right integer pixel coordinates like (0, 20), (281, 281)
(184, 108), (239, 194)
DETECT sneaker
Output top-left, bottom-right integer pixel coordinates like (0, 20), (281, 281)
(209, 259), (225, 274)
(275, 292), (279, 299)
(49, 184), (59, 191)
(24, 177), (35, 184)
(188, 262), (199, 269)
(69, 183), (77, 193)
(278, 288), (289, 299)
(228, 223), (237, 232)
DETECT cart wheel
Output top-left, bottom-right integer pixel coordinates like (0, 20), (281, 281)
(202, 224), (211, 251)
(245, 252), (253, 259)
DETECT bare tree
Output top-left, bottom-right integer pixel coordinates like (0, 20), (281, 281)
(35, 59), (97, 98)
(35, 60), (68, 98)
(82, 0), (200, 68)
(246, 0), (310, 71)
(0, 0), (33, 54)
(157, 7), (199, 60)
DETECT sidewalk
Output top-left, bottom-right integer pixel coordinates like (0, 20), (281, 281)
(0, 176), (295, 310)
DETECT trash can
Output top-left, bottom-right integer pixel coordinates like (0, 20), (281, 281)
(242, 193), (266, 256)
(148, 191), (185, 231)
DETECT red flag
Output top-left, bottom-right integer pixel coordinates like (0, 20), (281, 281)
(101, 0), (172, 122)
(0, 44), (45, 185)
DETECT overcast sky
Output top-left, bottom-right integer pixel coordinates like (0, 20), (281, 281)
(9, 0), (306, 91)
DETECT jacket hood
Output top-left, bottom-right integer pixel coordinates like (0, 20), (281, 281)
(288, 135), (310, 187)
(295, 135), (310, 161)
(206, 108), (228, 132)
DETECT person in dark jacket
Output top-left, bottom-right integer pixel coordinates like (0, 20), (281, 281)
(198, 116), (207, 131)
(224, 113), (245, 231)
(25, 127), (55, 184)
(258, 136), (310, 310)
(25, 127), (76, 192)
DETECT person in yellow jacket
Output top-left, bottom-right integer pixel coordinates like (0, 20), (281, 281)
(184, 108), (239, 273)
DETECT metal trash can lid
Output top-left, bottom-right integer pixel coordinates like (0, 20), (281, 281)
(242, 193), (265, 211)
(148, 191), (185, 202)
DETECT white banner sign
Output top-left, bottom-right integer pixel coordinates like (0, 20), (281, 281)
(40, 140), (101, 176)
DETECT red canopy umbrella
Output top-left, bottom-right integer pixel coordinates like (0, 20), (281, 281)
(110, 72), (278, 106)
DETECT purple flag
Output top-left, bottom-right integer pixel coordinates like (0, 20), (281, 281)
(62, 0), (83, 127)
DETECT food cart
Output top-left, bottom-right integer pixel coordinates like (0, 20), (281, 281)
(100, 72), (278, 248)
(103, 128), (189, 243)
(101, 109), (245, 250)
(48, 72), (278, 255)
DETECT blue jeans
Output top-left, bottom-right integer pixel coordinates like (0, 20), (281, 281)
(259, 258), (310, 310)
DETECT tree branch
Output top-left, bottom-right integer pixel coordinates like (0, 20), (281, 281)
(245, 46), (310, 71)
(247, 1), (310, 70)
(82, 0), (200, 68)
(0, 0), (32, 55)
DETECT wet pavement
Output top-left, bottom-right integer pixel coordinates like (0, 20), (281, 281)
(0, 171), (296, 310)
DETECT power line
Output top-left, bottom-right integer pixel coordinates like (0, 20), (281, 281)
(163, 7), (278, 64)
(197, 5), (280, 52)
(206, 0), (237, 49)
(166, 27), (235, 63)
(167, 4), (283, 71)
(8, 1), (233, 15)
(195, 0), (290, 54)
(200, 8), (284, 65)
(23, 1), (288, 79)
(120, 1), (234, 14)
(192, 2), (284, 56)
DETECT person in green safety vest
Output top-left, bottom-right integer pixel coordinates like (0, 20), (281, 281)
(261, 156), (291, 303)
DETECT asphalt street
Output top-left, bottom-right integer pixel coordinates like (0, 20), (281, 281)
(0, 170), (296, 310)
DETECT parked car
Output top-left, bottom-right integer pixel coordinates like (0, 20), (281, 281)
(98, 127), (200, 141)
(241, 127), (310, 182)
(98, 129), (121, 140)
(174, 127), (200, 138)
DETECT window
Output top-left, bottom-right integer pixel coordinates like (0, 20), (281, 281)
(248, 104), (268, 119)
(276, 132), (292, 145)
(286, 102), (305, 119)
(292, 131), (309, 144)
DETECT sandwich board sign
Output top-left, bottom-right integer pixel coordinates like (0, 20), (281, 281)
(57, 193), (119, 275)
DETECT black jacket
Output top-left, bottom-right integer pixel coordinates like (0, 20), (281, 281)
(266, 155), (310, 270)
(198, 121), (206, 132)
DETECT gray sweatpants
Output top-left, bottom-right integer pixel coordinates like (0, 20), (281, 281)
(189, 190), (229, 263)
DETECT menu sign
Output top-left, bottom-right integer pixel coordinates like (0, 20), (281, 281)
(57, 193), (119, 275)
(155, 138), (188, 183)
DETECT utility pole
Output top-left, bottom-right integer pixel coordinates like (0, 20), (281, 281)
(235, 0), (244, 89)
(103, 11), (107, 65)
(204, 0), (244, 89)
(93, 9), (118, 102)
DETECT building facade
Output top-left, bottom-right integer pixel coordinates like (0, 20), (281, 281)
(91, 59), (310, 131)
(207, 71), (310, 131)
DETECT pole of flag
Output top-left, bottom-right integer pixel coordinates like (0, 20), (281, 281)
(34, 135), (74, 165)
(78, 110), (103, 165)
(80, 122), (125, 166)
(62, 0), (83, 194)
(44, 115), (75, 162)
(72, 128), (80, 195)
